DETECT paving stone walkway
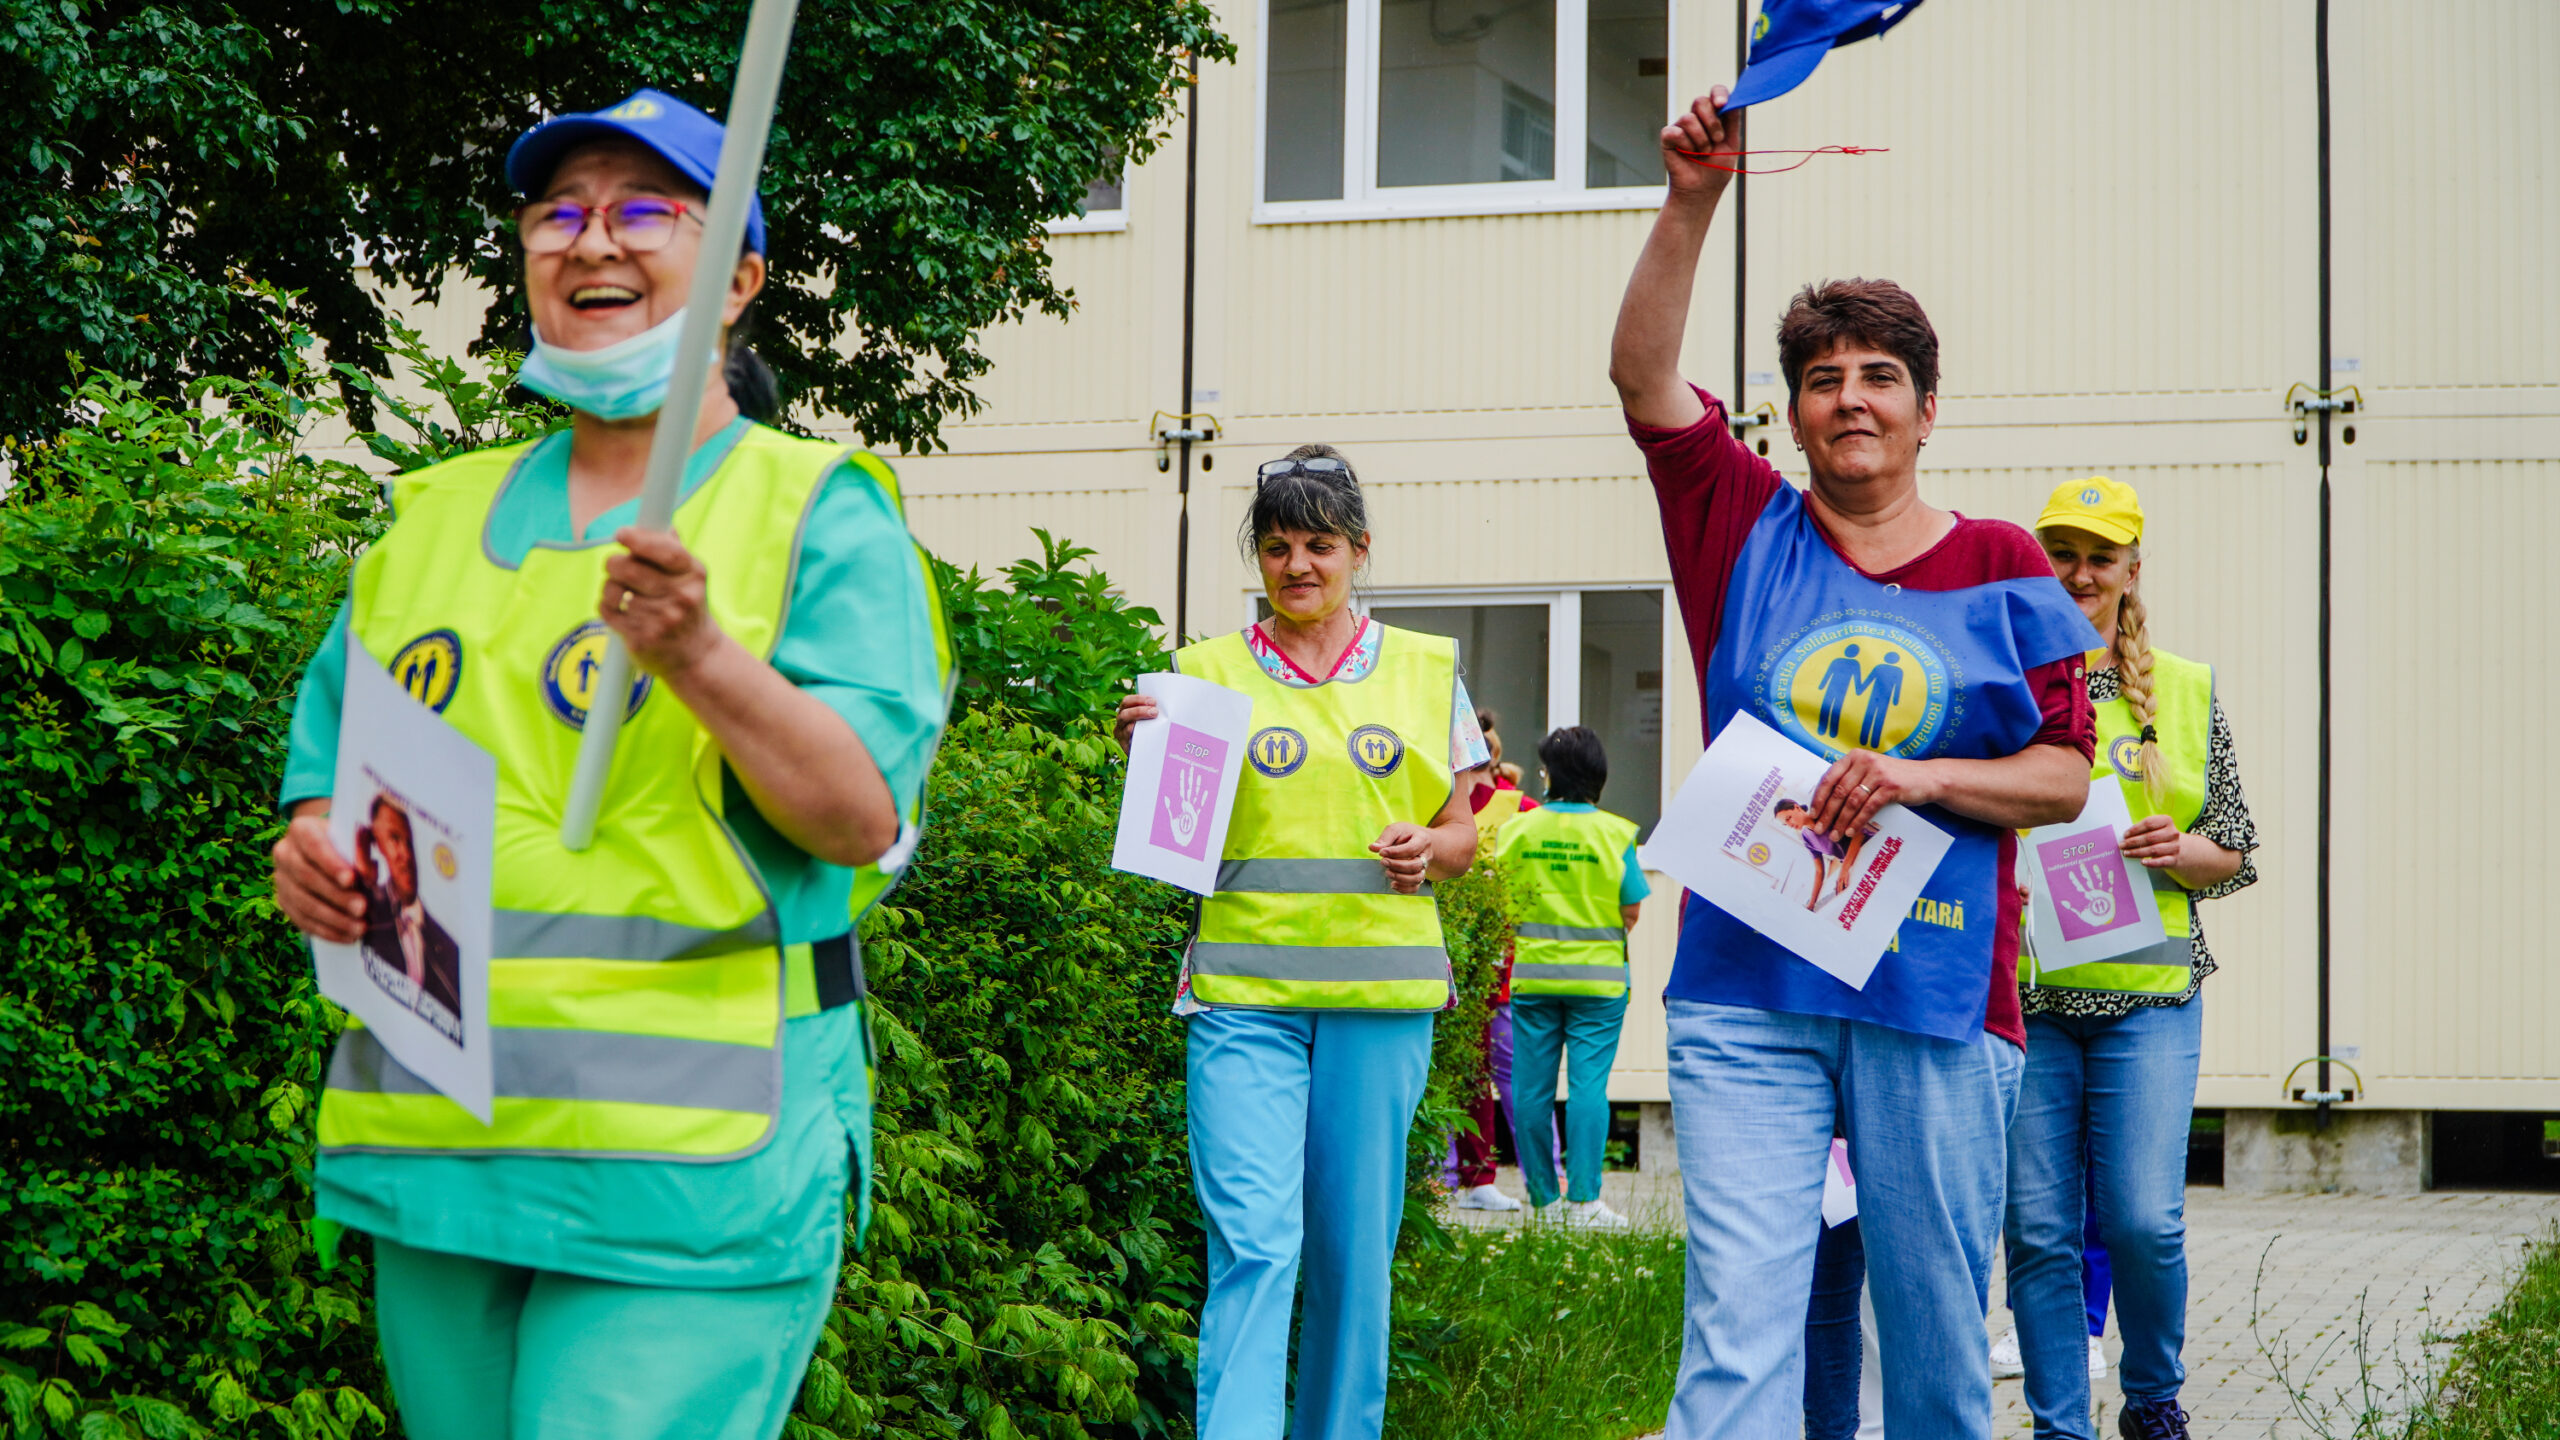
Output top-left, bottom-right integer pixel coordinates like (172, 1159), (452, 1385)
(1445, 1171), (2560, 1438)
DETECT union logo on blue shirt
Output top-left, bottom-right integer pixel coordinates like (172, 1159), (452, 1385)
(1760, 612), (1962, 760)
(542, 620), (653, 729)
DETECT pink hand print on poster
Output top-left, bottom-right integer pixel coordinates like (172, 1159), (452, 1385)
(1149, 723), (1227, 861)
(2034, 825), (2139, 942)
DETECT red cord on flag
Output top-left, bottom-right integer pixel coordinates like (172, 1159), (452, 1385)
(1670, 145), (1889, 176)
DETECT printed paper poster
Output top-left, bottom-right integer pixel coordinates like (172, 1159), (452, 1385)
(1112, 672), (1253, 895)
(2023, 779), (2167, 973)
(1821, 1137), (1858, 1228)
(1640, 712), (1951, 991)
(312, 630), (496, 1122)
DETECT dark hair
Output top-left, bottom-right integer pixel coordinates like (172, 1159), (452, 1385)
(1774, 798), (1803, 814)
(1237, 443), (1369, 560)
(1538, 725), (1608, 805)
(1777, 278), (1941, 405)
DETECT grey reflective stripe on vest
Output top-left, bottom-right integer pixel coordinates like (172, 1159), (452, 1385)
(328, 1027), (778, 1114)
(495, 909), (779, 962)
(1512, 961), (1631, 985)
(1216, 858), (1432, 897)
(1188, 942), (1449, 982)
(1515, 923), (1627, 944)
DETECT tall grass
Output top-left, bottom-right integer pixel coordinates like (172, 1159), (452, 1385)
(2407, 1225), (2560, 1439)
(1385, 1218), (1685, 1440)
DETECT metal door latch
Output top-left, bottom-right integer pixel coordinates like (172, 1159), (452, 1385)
(2280, 1055), (2365, 1106)
(1729, 401), (1779, 456)
(1151, 411), (1221, 472)
(2285, 384), (2363, 446)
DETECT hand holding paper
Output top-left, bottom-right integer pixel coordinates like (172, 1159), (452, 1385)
(1111, 673), (1254, 896)
(2022, 780), (2167, 971)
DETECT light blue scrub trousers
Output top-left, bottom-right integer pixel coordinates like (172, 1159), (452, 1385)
(1508, 991), (1630, 1206)
(1187, 1008), (1436, 1440)
(2004, 996), (2204, 1438)
(1662, 1000), (2025, 1440)
(370, 1236), (838, 1440)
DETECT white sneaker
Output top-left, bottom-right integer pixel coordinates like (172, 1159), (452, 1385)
(1563, 1199), (1630, 1231)
(2088, 1334), (2108, 1379)
(1990, 1328), (2024, 1379)
(1452, 1183), (1523, 1212)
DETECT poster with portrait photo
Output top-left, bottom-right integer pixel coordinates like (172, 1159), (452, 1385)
(311, 630), (496, 1123)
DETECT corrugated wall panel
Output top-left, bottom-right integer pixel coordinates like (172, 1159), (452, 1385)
(904, 486), (1165, 600)
(2334, 1), (2560, 394)
(931, 228), (1164, 429)
(1740, 0), (2295, 406)
(2336, 460), (2560, 1085)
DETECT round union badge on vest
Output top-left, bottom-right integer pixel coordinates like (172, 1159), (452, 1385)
(1764, 614), (1956, 761)
(2108, 733), (2147, 781)
(1249, 726), (1308, 778)
(387, 629), (463, 713)
(542, 620), (653, 729)
(1346, 724), (1405, 778)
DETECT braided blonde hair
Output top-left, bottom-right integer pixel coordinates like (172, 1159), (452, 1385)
(2110, 558), (2170, 815)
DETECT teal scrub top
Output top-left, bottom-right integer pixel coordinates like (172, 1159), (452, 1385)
(280, 418), (949, 1287)
(1536, 802), (1655, 904)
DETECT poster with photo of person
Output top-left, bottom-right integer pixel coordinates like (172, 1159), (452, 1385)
(312, 631), (496, 1122)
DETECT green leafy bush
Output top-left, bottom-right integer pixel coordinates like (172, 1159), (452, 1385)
(0, 342), (391, 1436)
(935, 532), (1170, 732)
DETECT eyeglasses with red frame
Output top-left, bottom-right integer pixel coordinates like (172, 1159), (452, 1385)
(516, 196), (701, 255)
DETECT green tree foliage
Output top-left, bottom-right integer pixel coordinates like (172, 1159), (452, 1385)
(0, 0), (1232, 448)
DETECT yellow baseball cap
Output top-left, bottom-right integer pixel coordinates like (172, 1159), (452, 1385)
(2035, 475), (2144, 547)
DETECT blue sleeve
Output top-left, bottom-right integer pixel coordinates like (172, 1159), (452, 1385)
(768, 460), (949, 816)
(279, 599), (352, 809)
(1620, 844), (1653, 903)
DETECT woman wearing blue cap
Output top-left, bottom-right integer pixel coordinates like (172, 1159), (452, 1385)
(266, 89), (949, 1440)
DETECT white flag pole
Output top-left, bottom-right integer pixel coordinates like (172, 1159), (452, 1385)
(559, 0), (803, 851)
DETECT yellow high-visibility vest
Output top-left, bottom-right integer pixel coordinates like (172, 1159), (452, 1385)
(1497, 805), (1640, 999)
(1177, 625), (1458, 1011)
(321, 426), (921, 1160)
(2024, 648), (2214, 998)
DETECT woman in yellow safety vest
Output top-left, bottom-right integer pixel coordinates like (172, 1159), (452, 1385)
(1495, 725), (1649, 1227)
(1114, 443), (1484, 1440)
(2001, 477), (2259, 1440)
(266, 89), (948, 1440)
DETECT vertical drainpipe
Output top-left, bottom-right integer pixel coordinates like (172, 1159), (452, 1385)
(1731, 0), (1749, 408)
(2313, 0), (2335, 1129)
(1174, 52), (1202, 645)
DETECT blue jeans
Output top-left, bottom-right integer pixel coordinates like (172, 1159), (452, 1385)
(1662, 1001), (2025, 1440)
(1509, 992), (1630, 1205)
(2003, 998), (2203, 1437)
(1187, 1009), (1435, 1440)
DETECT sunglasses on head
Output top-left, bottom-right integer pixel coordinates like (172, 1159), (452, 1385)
(1256, 457), (1348, 485)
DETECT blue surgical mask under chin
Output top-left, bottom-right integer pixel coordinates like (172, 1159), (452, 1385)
(519, 308), (705, 420)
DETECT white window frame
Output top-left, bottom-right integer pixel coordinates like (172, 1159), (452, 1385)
(1254, 0), (1674, 226)
(1045, 159), (1131, 235)
(1237, 581), (1678, 814)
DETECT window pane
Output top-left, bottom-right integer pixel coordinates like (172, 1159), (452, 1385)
(1366, 604), (1550, 801)
(1586, 0), (1667, 188)
(1378, 0), (1557, 187)
(1579, 590), (1665, 836)
(1267, 0), (1348, 201)
(1081, 147), (1125, 214)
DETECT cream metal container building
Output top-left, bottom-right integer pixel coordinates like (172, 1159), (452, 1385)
(861, 0), (2560, 1177)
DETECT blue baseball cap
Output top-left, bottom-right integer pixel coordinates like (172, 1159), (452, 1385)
(506, 88), (766, 255)
(1725, 0), (1927, 109)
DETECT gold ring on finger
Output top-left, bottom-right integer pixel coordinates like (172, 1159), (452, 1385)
(618, 587), (634, 613)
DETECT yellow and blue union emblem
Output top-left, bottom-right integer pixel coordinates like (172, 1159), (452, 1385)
(2108, 733), (2147, 781)
(388, 629), (463, 713)
(1765, 615), (1955, 760)
(1346, 724), (1405, 778)
(541, 620), (653, 729)
(1249, 726), (1308, 778)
